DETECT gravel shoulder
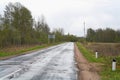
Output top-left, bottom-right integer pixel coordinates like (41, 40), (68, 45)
(74, 44), (100, 80)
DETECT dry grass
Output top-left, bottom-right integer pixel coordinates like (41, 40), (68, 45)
(86, 43), (120, 56)
(0, 44), (49, 59)
(84, 43), (120, 79)
(0, 42), (61, 59)
(0, 44), (40, 52)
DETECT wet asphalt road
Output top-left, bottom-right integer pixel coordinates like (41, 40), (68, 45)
(0, 42), (77, 80)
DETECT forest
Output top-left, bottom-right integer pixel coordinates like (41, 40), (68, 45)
(1, 2), (119, 49)
(86, 28), (120, 42)
(0, 2), (77, 48)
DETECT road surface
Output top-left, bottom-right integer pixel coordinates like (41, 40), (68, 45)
(0, 42), (77, 80)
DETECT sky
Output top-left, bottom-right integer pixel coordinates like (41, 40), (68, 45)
(0, 0), (120, 37)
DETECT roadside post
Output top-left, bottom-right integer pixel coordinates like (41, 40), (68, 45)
(112, 59), (116, 71)
(95, 51), (98, 58)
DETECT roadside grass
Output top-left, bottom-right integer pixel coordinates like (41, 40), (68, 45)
(76, 42), (104, 63)
(76, 42), (120, 80)
(0, 43), (61, 59)
(101, 56), (120, 80)
(101, 64), (120, 80)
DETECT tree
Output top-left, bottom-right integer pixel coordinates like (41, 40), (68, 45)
(34, 16), (50, 43)
(52, 28), (64, 42)
(86, 28), (95, 42)
(3, 2), (33, 45)
(64, 33), (78, 42)
(103, 28), (116, 42)
(95, 29), (103, 42)
(115, 30), (120, 42)
(86, 28), (119, 42)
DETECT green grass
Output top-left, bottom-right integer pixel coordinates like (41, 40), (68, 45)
(101, 67), (120, 80)
(76, 42), (120, 80)
(0, 43), (61, 58)
(101, 56), (120, 80)
(76, 42), (104, 62)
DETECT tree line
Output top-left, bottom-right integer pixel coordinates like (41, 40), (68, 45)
(0, 2), (77, 48)
(86, 28), (120, 42)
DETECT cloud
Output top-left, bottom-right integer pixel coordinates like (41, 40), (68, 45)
(0, 0), (120, 36)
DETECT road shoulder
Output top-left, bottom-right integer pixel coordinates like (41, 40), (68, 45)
(74, 44), (100, 80)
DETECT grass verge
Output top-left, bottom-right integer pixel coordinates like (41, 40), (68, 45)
(76, 42), (120, 80)
(101, 56), (120, 80)
(76, 42), (104, 63)
(0, 42), (61, 59)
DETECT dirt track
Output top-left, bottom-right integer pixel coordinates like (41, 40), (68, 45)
(74, 44), (100, 80)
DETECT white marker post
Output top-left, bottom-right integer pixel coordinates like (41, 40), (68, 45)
(112, 59), (116, 71)
(95, 52), (98, 58)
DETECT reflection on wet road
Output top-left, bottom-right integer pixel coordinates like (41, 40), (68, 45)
(0, 42), (77, 80)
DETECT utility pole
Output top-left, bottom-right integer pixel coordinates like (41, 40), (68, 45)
(83, 21), (85, 38)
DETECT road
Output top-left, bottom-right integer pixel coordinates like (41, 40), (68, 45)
(0, 42), (77, 80)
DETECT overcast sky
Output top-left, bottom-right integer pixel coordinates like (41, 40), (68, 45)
(0, 0), (120, 36)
